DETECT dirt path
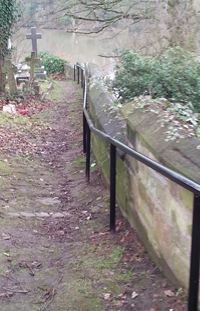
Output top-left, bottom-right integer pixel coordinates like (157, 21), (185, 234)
(0, 80), (187, 311)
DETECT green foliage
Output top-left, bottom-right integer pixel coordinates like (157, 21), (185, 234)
(38, 52), (67, 74)
(28, 1), (39, 17)
(112, 47), (200, 111)
(0, 0), (22, 56)
(23, 87), (35, 96)
(57, 16), (72, 24)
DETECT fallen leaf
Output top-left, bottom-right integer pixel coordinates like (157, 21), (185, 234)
(132, 292), (138, 299)
(0, 292), (13, 298)
(150, 309), (156, 311)
(104, 293), (111, 300)
(118, 293), (126, 300)
(96, 197), (102, 201)
(162, 282), (167, 288)
(120, 237), (125, 243)
(115, 301), (124, 307)
(130, 254), (138, 262)
(2, 233), (10, 240)
(164, 290), (175, 297)
(123, 255), (129, 262)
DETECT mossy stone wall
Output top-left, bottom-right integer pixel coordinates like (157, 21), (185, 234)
(65, 62), (200, 289)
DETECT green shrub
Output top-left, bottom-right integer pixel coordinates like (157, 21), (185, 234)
(38, 52), (67, 74)
(57, 16), (72, 24)
(112, 47), (200, 111)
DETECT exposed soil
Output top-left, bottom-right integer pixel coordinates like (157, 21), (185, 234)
(0, 80), (187, 311)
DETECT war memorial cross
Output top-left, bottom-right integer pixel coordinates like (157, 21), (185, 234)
(26, 27), (42, 58)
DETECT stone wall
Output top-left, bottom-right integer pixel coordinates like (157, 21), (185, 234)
(121, 103), (200, 288)
(64, 62), (200, 289)
(64, 63), (74, 81)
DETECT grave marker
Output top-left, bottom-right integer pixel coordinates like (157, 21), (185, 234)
(26, 27), (46, 79)
(26, 27), (42, 58)
(25, 52), (40, 82)
(3, 60), (17, 94)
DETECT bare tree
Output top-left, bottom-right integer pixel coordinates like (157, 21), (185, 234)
(34, 0), (200, 55)
(46, 0), (154, 34)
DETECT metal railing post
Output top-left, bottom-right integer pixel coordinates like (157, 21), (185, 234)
(83, 112), (86, 153)
(74, 65), (76, 81)
(83, 77), (85, 99)
(77, 66), (80, 84)
(188, 195), (200, 311)
(86, 122), (91, 182)
(110, 144), (116, 232)
(81, 69), (83, 88)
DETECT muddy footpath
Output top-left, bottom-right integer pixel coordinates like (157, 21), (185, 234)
(0, 80), (187, 311)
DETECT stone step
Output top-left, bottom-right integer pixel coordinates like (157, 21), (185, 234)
(7, 211), (71, 218)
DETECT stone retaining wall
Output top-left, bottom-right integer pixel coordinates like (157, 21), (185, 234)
(64, 62), (200, 289)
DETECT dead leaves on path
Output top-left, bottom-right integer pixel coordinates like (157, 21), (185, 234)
(165, 289), (175, 297)
(0, 92), (53, 157)
(0, 291), (13, 298)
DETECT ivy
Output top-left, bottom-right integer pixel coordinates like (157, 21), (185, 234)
(112, 47), (200, 112)
(38, 52), (67, 74)
(0, 0), (22, 57)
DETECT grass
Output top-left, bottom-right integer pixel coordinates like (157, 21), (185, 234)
(0, 111), (32, 128)
(73, 156), (86, 164)
(45, 80), (63, 102)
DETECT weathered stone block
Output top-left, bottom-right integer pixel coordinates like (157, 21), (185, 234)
(179, 186), (194, 212)
(167, 179), (179, 198)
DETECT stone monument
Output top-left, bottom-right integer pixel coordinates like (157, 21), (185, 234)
(25, 52), (40, 82)
(3, 60), (18, 94)
(26, 27), (46, 79)
(25, 52), (41, 93)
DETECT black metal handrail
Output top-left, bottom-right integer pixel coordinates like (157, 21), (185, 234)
(74, 63), (200, 311)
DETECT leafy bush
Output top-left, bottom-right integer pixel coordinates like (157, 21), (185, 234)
(57, 16), (72, 24)
(38, 52), (67, 74)
(112, 47), (200, 111)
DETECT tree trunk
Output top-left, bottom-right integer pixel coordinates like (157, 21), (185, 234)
(0, 54), (6, 92)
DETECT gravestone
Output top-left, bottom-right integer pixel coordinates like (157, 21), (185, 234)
(26, 27), (41, 59)
(3, 60), (18, 94)
(25, 52), (40, 82)
(26, 27), (46, 79)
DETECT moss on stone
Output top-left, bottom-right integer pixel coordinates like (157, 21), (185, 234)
(179, 187), (193, 212)
(188, 224), (192, 236)
(171, 210), (177, 224)
(121, 102), (200, 183)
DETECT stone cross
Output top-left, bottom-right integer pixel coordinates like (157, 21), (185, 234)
(25, 52), (40, 82)
(3, 60), (17, 94)
(26, 27), (42, 58)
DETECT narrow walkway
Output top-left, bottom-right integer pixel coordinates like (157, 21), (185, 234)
(0, 81), (186, 311)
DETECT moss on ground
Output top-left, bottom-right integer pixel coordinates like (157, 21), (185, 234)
(46, 80), (63, 102)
